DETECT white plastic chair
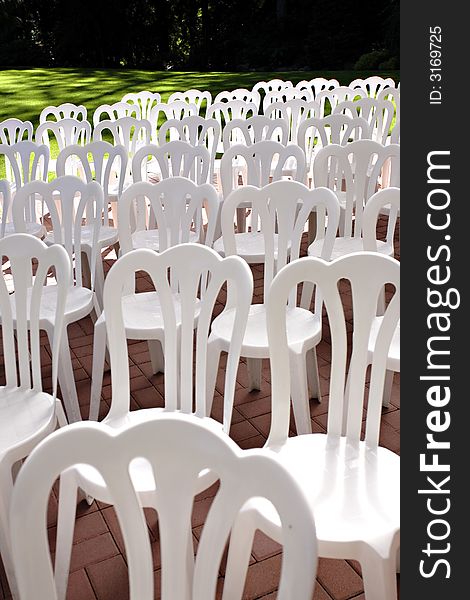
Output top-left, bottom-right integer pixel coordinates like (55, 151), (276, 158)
(294, 77), (340, 97)
(10, 411), (318, 600)
(264, 99), (320, 144)
(223, 251), (400, 600)
(363, 187), (400, 406)
(168, 89), (212, 115)
(213, 88), (261, 112)
(0, 140), (49, 194)
(222, 116), (289, 149)
(333, 98), (395, 145)
(54, 243), (253, 598)
(12, 178), (103, 423)
(39, 103), (87, 123)
(148, 101), (198, 142)
(316, 86), (367, 117)
(56, 142), (129, 306)
(206, 100), (258, 154)
(349, 76), (396, 98)
(89, 179), (219, 418)
(92, 101), (141, 126)
(262, 87), (315, 113)
(210, 181), (340, 435)
(218, 140), (306, 234)
(252, 78), (293, 98)
(0, 118), (33, 145)
(35, 119), (92, 149)
(308, 140), (400, 239)
(121, 91), (162, 121)
(35, 119), (92, 176)
(117, 178), (219, 255)
(93, 116), (152, 157)
(132, 140), (211, 185)
(298, 114), (372, 184)
(157, 115), (220, 183)
(0, 233), (70, 596)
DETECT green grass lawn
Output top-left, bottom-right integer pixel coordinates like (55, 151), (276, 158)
(0, 68), (399, 126)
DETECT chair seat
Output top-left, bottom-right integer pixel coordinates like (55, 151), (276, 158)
(0, 387), (56, 454)
(213, 232), (280, 263)
(131, 229), (199, 252)
(44, 225), (118, 249)
(245, 434), (400, 555)
(308, 237), (392, 261)
(9, 285), (94, 324)
(2, 222), (46, 239)
(368, 317), (400, 371)
(98, 291), (200, 338)
(72, 411), (221, 504)
(211, 303), (321, 358)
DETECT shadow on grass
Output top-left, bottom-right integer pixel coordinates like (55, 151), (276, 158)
(0, 68), (399, 126)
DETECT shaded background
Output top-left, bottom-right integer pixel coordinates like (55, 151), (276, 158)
(0, 0), (399, 71)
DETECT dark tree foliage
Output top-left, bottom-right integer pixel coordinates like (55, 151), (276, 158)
(0, 0), (399, 69)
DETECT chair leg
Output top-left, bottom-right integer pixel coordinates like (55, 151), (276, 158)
(206, 338), (221, 418)
(148, 339), (165, 375)
(382, 370), (395, 408)
(289, 351), (312, 435)
(222, 508), (257, 600)
(0, 463), (18, 598)
(54, 470), (79, 600)
(246, 357), (262, 392)
(236, 207), (247, 233)
(89, 317), (107, 421)
(306, 347), (322, 402)
(361, 549), (398, 600)
(56, 326), (81, 423)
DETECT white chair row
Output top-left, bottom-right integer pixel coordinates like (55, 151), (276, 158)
(2, 234), (400, 598)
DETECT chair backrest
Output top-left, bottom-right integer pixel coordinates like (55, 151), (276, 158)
(262, 88), (314, 113)
(221, 181), (339, 299)
(313, 140), (400, 238)
(206, 100), (258, 126)
(333, 98), (395, 144)
(378, 86), (400, 132)
(222, 116), (289, 149)
(168, 90), (212, 115)
(157, 116), (220, 177)
(56, 142), (128, 225)
(252, 79), (293, 96)
(118, 178), (219, 253)
(0, 180), (11, 238)
(266, 252), (400, 447)
(35, 119), (92, 151)
(39, 103), (87, 123)
(132, 141), (210, 185)
(12, 177), (103, 290)
(149, 101), (198, 138)
(294, 77), (340, 97)
(220, 141), (306, 198)
(0, 233), (70, 398)
(349, 76), (396, 98)
(298, 114), (372, 172)
(362, 187), (400, 254)
(93, 117), (152, 156)
(265, 99), (320, 143)
(10, 412), (317, 600)
(93, 101), (141, 126)
(121, 91), (162, 121)
(213, 89), (261, 111)
(105, 244), (253, 427)
(315, 86), (367, 117)
(0, 141), (49, 192)
(0, 118), (33, 145)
